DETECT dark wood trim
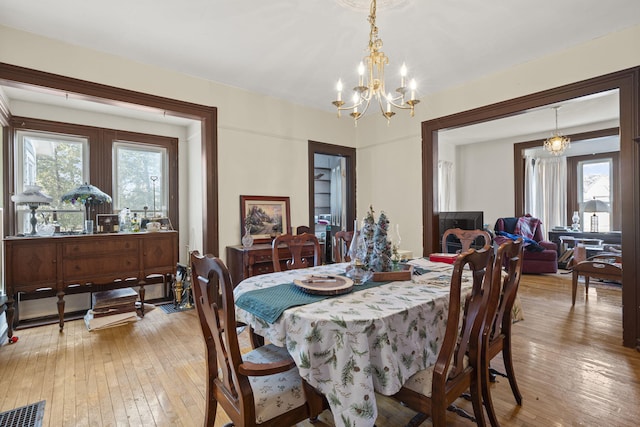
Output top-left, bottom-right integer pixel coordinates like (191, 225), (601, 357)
(422, 66), (639, 348)
(307, 141), (356, 232)
(0, 62), (219, 255)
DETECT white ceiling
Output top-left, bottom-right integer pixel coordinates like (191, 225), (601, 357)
(0, 0), (638, 139)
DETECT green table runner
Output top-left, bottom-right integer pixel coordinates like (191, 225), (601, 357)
(236, 279), (392, 323)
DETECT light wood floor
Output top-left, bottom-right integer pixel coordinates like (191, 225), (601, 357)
(0, 274), (638, 426)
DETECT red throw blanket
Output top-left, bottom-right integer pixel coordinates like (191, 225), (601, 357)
(514, 216), (540, 240)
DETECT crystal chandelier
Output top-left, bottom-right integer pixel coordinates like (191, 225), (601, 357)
(332, 0), (419, 123)
(543, 106), (571, 156)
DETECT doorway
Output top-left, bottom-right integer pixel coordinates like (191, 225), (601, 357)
(308, 141), (356, 262)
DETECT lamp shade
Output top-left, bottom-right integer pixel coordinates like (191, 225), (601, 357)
(61, 182), (112, 206)
(583, 198), (609, 213)
(11, 184), (53, 206)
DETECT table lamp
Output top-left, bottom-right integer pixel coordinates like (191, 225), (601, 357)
(11, 185), (53, 235)
(583, 198), (609, 232)
(61, 182), (112, 234)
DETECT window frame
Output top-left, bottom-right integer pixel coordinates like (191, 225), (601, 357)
(7, 117), (178, 235)
(567, 151), (620, 231)
(113, 140), (170, 218)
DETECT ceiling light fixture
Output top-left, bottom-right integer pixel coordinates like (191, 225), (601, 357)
(332, 0), (419, 124)
(543, 106), (571, 155)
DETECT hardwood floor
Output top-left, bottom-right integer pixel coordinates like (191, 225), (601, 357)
(0, 273), (638, 426)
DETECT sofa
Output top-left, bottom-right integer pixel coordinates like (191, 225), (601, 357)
(494, 215), (558, 274)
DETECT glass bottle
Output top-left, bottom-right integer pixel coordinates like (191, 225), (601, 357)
(131, 213), (140, 232)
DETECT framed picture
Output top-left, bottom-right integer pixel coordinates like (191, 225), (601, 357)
(241, 195), (291, 244)
(96, 214), (120, 233)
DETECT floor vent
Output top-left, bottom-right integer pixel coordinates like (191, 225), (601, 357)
(159, 303), (193, 314)
(0, 400), (45, 427)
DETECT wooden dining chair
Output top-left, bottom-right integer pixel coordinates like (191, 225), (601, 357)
(480, 238), (524, 427)
(272, 233), (322, 272)
(390, 247), (497, 427)
(333, 230), (354, 263)
(190, 251), (326, 427)
(442, 228), (492, 254)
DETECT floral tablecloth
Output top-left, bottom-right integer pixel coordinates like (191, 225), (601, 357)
(234, 258), (486, 427)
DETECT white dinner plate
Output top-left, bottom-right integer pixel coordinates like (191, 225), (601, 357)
(293, 275), (354, 295)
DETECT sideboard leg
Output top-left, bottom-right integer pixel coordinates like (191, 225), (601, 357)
(138, 281), (146, 317)
(6, 296), (15, 341)
(57, 290), (65, 332)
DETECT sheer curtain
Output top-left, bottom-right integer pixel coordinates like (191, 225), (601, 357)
(438, 160), (453, 212)
(524, 155), (567, 232)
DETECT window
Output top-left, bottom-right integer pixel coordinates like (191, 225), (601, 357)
(15, 130), (88, 233)
(113, 141), (168, 218)
(578, 158), (612, 232)
(9, 118), (178, 235)
(567, 151), (620, 232)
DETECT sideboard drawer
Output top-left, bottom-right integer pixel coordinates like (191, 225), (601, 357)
(63, 237), (136, 257)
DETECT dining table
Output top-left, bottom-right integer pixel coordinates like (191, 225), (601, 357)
(234, 258), (523, 427)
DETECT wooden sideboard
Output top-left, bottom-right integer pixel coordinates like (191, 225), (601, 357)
(226, 243), (320, 286)
(4, 231), (178, 339)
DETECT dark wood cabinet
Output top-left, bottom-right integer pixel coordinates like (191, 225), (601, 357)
(4, 231), (178, 338)
(226, 243), (320, 286)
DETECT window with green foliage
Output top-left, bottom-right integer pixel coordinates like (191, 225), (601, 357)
(113, 141), (168, 218)
(10, 117), (178, 235)
(15, 130), (88, 233)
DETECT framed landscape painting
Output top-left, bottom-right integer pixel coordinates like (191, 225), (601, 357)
(240, 195), (291, 244)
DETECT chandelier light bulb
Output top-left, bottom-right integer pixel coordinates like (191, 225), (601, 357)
(400, 62), (407, 87)
(336, 79), (343, 101)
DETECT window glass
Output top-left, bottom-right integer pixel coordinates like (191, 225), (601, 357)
(579, 159), (611, 232)
(16, 130), (88, 233)
(113, 141), (168, 218)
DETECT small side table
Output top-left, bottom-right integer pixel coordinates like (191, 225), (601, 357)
(572, 256), (622, 305)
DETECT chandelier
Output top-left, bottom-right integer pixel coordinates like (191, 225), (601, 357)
(332, 0), (419, 123)
(543, 106), (571, 156)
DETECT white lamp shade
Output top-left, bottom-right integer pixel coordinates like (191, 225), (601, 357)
(11, 185), (53, 205)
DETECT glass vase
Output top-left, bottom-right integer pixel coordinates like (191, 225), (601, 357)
(242, 224), (254, 248)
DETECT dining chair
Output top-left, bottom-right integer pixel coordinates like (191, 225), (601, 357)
(272, 233), (322, 272)
(190, 251), (326, 427)
(333, 230), (355, 263)
(441, 228), (492, 254)
(390, 247), (497, 427)
(480, 238), (524, 427)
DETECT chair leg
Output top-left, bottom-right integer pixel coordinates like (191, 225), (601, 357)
(470, 373), (486, 427)
(502, 339), (522, 405)
(481, 363), (500, 427)
(572, 271), (578, 306)
(249, 327), (265, 348)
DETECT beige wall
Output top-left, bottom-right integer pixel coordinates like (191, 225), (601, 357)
(1, 23), (639, 261)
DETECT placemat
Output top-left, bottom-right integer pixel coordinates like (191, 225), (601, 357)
(236, 279), (390, 323)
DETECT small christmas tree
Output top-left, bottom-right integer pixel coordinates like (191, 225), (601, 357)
(361, 205), (376, 269)
(371, 211), (393, 272)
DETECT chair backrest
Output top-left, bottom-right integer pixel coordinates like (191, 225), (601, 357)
(441, 228), (492, 254)
(333, 230), (354, 263)
(484, 238), (524, 348)
(190, 251), (251, 423)
(434, 247), (496, 389)
(296, 225), (310, 235)
(272, 233), (322, 272)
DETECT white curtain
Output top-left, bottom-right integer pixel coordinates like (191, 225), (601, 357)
(524, 155), (567, 232)
(438, 160), (453, 212)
